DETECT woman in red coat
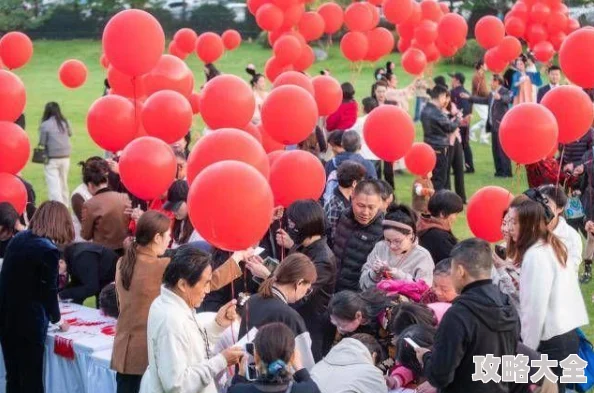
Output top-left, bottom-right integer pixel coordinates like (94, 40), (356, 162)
(326, 82), (358, 132)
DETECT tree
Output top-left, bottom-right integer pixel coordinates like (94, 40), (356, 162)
(0, 0), (45, 31)
(189, 3), (236, 34)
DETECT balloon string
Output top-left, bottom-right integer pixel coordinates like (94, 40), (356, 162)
(556, 145), (566, 188)
(513, 163), (522, 195)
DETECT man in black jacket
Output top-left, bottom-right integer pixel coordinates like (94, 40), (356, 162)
(421, 85), (460, 191)
(333, 180), (384, 292)
(537, 65), (562, 103)
(417, 238), (520, 393)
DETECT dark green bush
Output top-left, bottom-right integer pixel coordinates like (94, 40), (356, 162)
(444, 39), (485, 67)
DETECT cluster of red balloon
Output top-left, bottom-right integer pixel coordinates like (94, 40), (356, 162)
(383, 0), (468, 76)
(171, 28), (242, 64)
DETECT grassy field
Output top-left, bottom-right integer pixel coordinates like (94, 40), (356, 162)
(11, 39), (592, 337)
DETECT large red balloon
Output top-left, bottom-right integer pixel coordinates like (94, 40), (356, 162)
(142, 90), (192, 144)
(340, 32), (369, 62)
(547, 11), (567, 34)
(364, 105), (415, 162)
(273, 71), (314, 96)
(188, 161), (274, 251)
(222, 30), (242, 50)
(260, 124), (286, 153)
(189, 92), (200, 114)
(187, 128), (269, 183)
(530, 3), (551, 24)
(415, 20), (438, 45)
(366, 3), (380, 30)
(404, 142), (436, 176)
(248, 0), (268, 15)
(499, 103), (559, 164)
(298, 12), (325, 42)
(344, 2), (373, 32)
(107, 66), (146, 99)
(0, 32), (33, 70)
(475, 16), (505, 49)
(420, 0), (443, 22)
(103, 9), (164, 77)
(87, 95), (137, 152)
(312, 75), (342, 116)
(119, 137), (177, 201)
(366, 27), (395, 61)
(318, 3), (344, 34)
(559, 28), (594, 88)
(269, 150), (325, 207)
(526, 23), (548, 45)
(168, 41), (189, 60)
(199, 75), (255, 129)
(485, 47), (507, 74)
(435, 37), (457, 57)
(144, 55), (194, 98)
(541, 86), (594, 144)
(280, 3), (305, 30)
(100, 53), (110, 69)
(497, 36), (522, 62)
(565, 18), (580, 35)
(532, 41), (555, 62)
(0, 122), (30, 175)
(273, 35), (302, 66)
(550, 31), (566, 51)
(257, 4), (284, 31)
(268, 150), (286, 167)
(59, 59), (88, 89)
(0, 173), (27, 215)
(262, 85), (318, 145)
(383, 0), (413, 25)
(196, 33), (224, 64)
(437, 13), (468, 48)
(174, 28), (198, 53)
(505, 16), (526, 38)
(265, 56), (292, 82)
(0, 70), (26, 122)
(401, 48), (427, 75)
(293, 45), (315, 72)
(243, 122), (263, 144)
(467, 186), (514, 243)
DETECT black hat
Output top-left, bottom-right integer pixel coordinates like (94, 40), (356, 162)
(448, 72), (466, 85)
(163, 180), (189, 212)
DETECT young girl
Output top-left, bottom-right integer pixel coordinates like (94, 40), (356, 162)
(412, 172), (435, 215)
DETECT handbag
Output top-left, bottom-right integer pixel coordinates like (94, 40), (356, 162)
(565, 194), (585, 220)
(32, 145), (48, 164)
(567, 329), (594, 393)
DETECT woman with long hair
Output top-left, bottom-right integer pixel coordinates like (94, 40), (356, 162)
(511, 55), (541, 105)
(71, 156), (104, 242)
(0, 201), (74, 393)
(246, 65), (268, 124)
(506, 191), (588, 393)
(39, 102), (72, 205)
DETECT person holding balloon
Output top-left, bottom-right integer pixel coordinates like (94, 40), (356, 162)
(511, 55), (542, 105)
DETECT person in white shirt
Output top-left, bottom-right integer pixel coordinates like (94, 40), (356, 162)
(505, 191), (588, 393)
(140, 246), (244, 393)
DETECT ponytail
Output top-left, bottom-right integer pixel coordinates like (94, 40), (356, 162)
(257, 253), (316, 298)
(120, 240), (138, 291)
(259, 276), (277, 298)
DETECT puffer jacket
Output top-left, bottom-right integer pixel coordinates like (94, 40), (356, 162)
(333, 208), (384, 292)
(421, 101), (460, 148)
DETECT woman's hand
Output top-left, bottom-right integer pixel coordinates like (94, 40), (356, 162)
(222, 346), (244, 366)
(416, 381), (437, 393)
(272, 206), (284, 222)
(371, 260), (389, 275)
(231, 248), (255, 264)
(291, 348), (303, 371)
(215, 299), (238, 328)
(58, 321), (70, 332)
(276, 229), (294, 249)
(125, 206), (144, 222)
(106, 159), (119, 174)
(245, 256), (271, 280)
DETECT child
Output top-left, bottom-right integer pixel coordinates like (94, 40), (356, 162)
(412, 172), (435, 215)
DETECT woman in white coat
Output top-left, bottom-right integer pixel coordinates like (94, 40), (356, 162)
(140, 246), (244, 393)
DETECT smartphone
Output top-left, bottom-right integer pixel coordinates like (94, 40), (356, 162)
(404, 337), (420, 350)
(245, 343), (258, 381)
(263, 256), (280, 273)
(494, 244), (507, 260)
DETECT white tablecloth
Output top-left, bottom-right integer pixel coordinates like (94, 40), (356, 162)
(0, 303), (117, 393)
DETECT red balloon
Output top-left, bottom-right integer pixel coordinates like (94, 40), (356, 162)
(243, 122), (263, 144)
(272, 0), (298, 11)
(168, 41), (189, 60)
(0, 122), (30, 175)
(559, 28), (594, 88)
(269, 150), (325, 207)
(87, 95), (137, 152)
(222, 30), (242, 50)
(268, 150), (286, 167)
(273, 71), (314, 96)
(257, 4), (284, 31)
(58, 60), (87, 90)
(437, 13), (468, 48)
(435, 37), (457, 57)
(439, 1), (449, 13)
(398, 38), (412, 53)
(505, 16), (526, 38)
(317, 2), (344, 34)
(298, 12), (325, 42)
(187, 128), (269, 183)
(367, 3), (380, 29)
(420, 0), (442, 22)
(142, 90), (192, 144)
(484, 47), (507, 74)
(119, 137), (177, 201)
(189, 92), (200, 114)
(280, 3), (305, 30)
(364, 106), (415, 163)
(340, 31), (369, 62)
(383, 0), (413, 25)
(100, 53), (110, 69)
(107, 66), (146, 99)
(407, 1), (423, 24)
(262, 85), (318, 145)
(542, 86), (594, 144)
(401, 48), (427, 76)
(547, 11), (567, 34)
(397, 20), (416, 40)
(467, 186), (514, 243)
(500, 103), (558, 164)
(475, 16), (505, 49)
(265, 56), (293, 82)
(0, 70), (26, 122)
(273, 35), (302, 66)
(144, 55), (194, 98)
(530, 3), (550, 24)
(404, 142), (436, 176)
(550, 31), (566, 51)
(366, 27), (395, 61)
(312, 75), (342, 116)
(344, 2), (373, 32)
(565, 18), (580, 35)
(259, 124), (286, 152)
(509, 1), (529, 20)
(423, 43), (440, 63)
(293, 45), (315, 72)
(0, 173), (27, 215)
(247, 0), (267, 15)
(196, 33), (224, 64)
(103, 9), (164, 77)
(526, 23), (548, 44)
(174, 28), (198, 53)
(415, 20), (438, 45)
(188, 161), (274, 251)
(199, 75), (256, 129)
(532, 40), (555, 62)
(0, 32), (33, 70)
(498, 36), (523, 62)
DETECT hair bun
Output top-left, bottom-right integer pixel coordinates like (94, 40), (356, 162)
(267, 359), (287, 376)
(245, 67), (257, 77)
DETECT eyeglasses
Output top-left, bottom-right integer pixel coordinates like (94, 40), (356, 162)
(385, 238), (405, 247)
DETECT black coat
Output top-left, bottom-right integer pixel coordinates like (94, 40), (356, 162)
(418, 227), (457, 263)
(59, 243), (118, 305)
(536, 84), (552, 103)
(423, 280), (520, 393)
(421, 102), (460, 148)
(468, 87), (512, 134)
(0, 231), (61, 343)
(229, 369), (320, 393)
(332, 208), (384, 292)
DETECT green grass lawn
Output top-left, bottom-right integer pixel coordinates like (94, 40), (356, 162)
(12, 39), (592, 337)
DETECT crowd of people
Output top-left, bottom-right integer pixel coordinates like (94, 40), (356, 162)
(0, 52), (591, 393)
